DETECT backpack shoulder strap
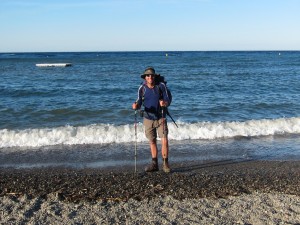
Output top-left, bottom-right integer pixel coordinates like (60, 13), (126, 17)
(140, 83), (147, 106)
(157, 82), (172, 105)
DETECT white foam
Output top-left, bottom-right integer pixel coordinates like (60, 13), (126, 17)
(1, 117), (300, 148)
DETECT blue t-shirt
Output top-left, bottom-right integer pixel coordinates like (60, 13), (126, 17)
(136, 82), (171, 120)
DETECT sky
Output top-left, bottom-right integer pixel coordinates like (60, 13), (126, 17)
(0, 0), (300, 52)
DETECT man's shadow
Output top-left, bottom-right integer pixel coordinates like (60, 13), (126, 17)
(171, 157), (258, 173)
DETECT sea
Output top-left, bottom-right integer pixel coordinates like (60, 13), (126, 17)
(1, 51), (300, 169)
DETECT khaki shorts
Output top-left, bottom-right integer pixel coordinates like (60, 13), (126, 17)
(144, 118), (168, 141)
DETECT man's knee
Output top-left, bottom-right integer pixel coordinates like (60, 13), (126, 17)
(149, 138), (156, 145)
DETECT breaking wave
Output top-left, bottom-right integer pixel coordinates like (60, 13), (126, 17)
(1, 117), (300, 148)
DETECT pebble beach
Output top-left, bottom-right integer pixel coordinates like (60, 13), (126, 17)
(1, 160), (300, 224)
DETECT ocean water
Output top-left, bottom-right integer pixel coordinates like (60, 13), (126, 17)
(1, 51), (300, 168)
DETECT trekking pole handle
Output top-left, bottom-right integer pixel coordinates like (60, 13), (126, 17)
(132, 102), (139, 110)
(159, 100), (168, 107)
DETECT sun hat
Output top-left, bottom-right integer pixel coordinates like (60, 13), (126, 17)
(141, 67), (157, 79)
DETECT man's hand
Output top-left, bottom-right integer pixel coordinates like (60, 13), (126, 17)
(159, 100), (168, 107)
(132, 102), (139, 110)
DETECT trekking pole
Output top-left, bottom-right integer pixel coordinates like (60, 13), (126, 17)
(134, 109), (137, 174)
(166, 108), (178, 128)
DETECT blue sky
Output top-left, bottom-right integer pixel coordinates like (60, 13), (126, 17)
(1, 0), (299, 52)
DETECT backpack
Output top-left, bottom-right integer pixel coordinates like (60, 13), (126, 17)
(154, 74), (172, 105)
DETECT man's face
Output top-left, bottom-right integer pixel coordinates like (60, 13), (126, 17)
(145, 74), (155, 85)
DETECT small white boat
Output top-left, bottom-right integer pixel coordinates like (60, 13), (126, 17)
(36, 63), (72, 67)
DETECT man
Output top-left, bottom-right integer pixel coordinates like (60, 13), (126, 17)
(132, 67), (171, 173)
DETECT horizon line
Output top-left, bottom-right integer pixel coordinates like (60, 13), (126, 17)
(1, 50), (300, 54)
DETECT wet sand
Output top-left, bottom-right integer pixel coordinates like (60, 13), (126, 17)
(1, 160), (300, 224)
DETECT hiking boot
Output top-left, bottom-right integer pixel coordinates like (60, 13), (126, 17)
(162, 159), (171, 173)
(145, 160), (159, 172)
